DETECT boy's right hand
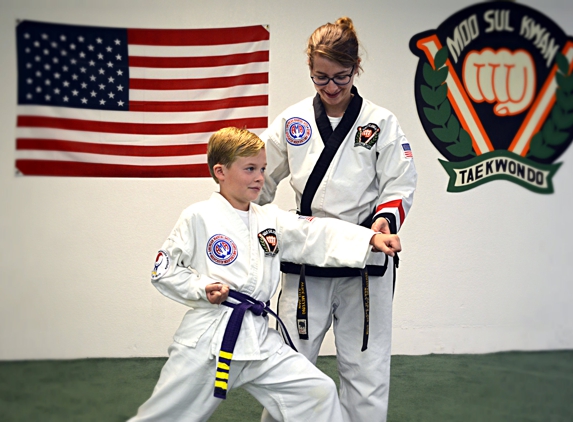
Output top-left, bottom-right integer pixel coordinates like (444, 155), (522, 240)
(206, 283), (230, 304)
(370, 233), (402, 257)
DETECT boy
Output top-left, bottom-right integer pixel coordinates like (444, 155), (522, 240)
(128, 127), (401, 422)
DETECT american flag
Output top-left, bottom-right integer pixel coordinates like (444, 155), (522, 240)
(402, 143), (413, 159)
(15, 20), (269, 177)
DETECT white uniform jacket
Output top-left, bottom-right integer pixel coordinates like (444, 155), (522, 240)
(151, 193), (376, 361)
(258, 88), (417, 240)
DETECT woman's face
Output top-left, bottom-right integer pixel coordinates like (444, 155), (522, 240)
(310, 54), (356, 117)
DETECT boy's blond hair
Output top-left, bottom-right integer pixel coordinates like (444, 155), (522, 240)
(207, 127), (265, 184)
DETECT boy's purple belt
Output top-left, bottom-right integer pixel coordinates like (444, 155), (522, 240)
(213, 290), (297, 399)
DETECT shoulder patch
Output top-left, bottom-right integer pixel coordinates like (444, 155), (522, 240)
(285, 117), (312, 146)
(298, 215), (315, 222)
(402, 143), (414, 159)
(151, 250), (170, 280)
(354, 123), (381, 149)
(206, 234), (238, 266)
(258, 228), (279, 256)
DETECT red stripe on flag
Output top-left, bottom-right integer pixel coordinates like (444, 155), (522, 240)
(129, 51), (269, 69)
(16, 160), (211, 177)
(129, 95), (268, 112)
(17, 139), (207, 157)
(130, 73), (268, 90)
(376, 199), (405, 225)
(17, 116), (268, 135)
(127, 26), (269, 46)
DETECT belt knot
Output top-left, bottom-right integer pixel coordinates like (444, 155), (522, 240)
(249, 300), (267, 317)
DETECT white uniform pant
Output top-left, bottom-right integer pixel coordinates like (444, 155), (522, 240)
(128, 335), (344, 422)
(262, 268), (393, 422)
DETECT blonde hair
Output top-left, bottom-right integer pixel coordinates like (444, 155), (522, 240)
(207, 127), (265, 183)
(307, 17), (362, 74)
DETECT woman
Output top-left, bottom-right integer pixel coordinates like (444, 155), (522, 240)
(258, 17), (417, 422)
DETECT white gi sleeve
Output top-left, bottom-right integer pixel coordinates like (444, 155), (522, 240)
(372, 114), (418, 233)
(257, 116), (290, 205)
(275, 209), (375, 268)
(151, 210), (221, 308)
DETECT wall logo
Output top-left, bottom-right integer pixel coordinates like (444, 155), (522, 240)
(410, 1), (573, 193)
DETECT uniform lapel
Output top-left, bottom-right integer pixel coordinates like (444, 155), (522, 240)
(300, 86), (363, 216)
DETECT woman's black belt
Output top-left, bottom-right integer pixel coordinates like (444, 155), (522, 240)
(283, 257), (389, 352)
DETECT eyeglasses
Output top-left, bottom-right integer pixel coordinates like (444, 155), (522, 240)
(310, 65), (355, 86)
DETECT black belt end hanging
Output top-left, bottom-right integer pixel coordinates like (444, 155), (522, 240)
(296, 264), (309, 340)
(360, 268), (370, 352)
(392, 252), (399, 300)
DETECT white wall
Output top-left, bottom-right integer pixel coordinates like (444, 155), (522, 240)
(1, 0), (572, 360)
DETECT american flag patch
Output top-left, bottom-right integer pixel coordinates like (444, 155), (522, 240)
(298, 215), (315, 222)
(402, 143), (413, 159)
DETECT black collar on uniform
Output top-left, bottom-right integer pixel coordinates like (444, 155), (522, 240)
(300, 86), (363, 216)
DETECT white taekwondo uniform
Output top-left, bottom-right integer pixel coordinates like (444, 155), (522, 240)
(257, 87), (417, 422)
(128, 192), (380, 422)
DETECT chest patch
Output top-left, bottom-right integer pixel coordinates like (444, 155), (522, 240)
(285, 117), (312, 146)
(206, 234), (238, 266)
(354, 123), (380, 149)
(151, 250), (170, 280)
(258, 228), (279, 256)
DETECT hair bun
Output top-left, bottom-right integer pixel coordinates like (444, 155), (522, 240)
(307, 16), (361, 73)
(335, 17), (354, 31)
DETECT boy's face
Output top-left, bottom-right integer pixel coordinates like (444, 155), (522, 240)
(214, 149), (266, 211)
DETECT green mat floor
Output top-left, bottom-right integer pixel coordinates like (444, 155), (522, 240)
(1, 350), (572, 421)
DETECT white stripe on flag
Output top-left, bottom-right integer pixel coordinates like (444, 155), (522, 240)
(17, 105), (268, 125)
(127, 40), (270, 57)
(129, 62), (269, 79)
(129, 84), (269, 102)
(16, 127), (264, 146)
(16, 149), (208, 166)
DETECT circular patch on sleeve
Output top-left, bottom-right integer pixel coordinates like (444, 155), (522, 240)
(151, 250), (170, 280)
(285, 117), (312, 146)
(206, 234), (238, 266)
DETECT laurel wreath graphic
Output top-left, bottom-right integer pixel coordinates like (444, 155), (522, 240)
(527, 53), (573, 160)
(421, 46), (475, 158)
